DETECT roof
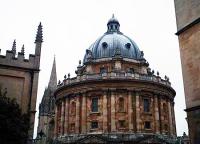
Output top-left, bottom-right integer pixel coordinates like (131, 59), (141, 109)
(83, 15), (143, 63)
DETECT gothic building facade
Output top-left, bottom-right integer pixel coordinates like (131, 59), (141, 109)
(53, 16), (177, 143)
(0, 23), (43, 139)
(174, 0), (200, 143)
(37, 57), (57, 143)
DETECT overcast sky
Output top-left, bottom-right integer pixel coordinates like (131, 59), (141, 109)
(0, 0), (187, 138)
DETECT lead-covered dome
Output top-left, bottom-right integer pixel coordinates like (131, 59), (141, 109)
(84, 15), (143, 63)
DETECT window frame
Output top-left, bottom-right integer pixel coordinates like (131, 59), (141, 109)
(70, 101), (76, 115)
(143, 98), (150, 113)
(91, 121), (98, 129)
(144, 121), (151, 130)
(118, 97), (125, 112)
(91, 97), (99, 112)
(118, 120), (126, 128)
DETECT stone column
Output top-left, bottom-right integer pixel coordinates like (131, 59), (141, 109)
(102, 91), (108, 132)
(154, 94), (160, 134)
(61, 101), (65, 135)
(167, 100), (173, 135)
(128, 91), (133, 131)
(111, 91), (116, 132)
(75, 96), (80, 133)
(64, 98), (69, 134)
(54, 106), (58, 138)
(135, 91), (140, 132)
(171, 102), (176, 135)
(158, 96), (162, 134)
(81, 93), (87, 133)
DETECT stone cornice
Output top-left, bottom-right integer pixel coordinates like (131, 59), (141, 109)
(185, 105), (200, 112)
(175, 17), (200, 35)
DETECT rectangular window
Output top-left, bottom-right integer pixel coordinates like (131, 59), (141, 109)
(144, 121), (151, 129)
(91, 121), (98, 129)
(91, 97), (98, 112)
(143, 98), (150, 112)
(119, 120), (125, 128)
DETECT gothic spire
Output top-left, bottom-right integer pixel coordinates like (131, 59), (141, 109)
(21, 44), (25, 55)
(12, 39), (16, 55)
(48, 56), (57, 90)
(35, 22), (43, 43)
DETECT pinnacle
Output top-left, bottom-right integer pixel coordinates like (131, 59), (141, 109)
(12, 39), (16, 55)
(21, 44), (25, 55)
(35, 22), (43, 43)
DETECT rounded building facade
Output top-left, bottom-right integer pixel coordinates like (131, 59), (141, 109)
(54, 15), (176, 144)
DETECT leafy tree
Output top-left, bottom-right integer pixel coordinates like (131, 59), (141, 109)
(0, 86), (30, 144)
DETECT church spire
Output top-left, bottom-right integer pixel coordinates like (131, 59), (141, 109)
(48, 56), (57, 90)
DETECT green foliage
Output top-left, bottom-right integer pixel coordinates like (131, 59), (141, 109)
(0, 87), (30, 144)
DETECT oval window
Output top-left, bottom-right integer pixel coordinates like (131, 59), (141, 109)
(102, 42), (108, 49)
(125, 43), (131, 49)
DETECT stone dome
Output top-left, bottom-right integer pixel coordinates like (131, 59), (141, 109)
(83, 15), (143, 63)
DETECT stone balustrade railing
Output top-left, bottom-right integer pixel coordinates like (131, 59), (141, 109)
(57, 72), (171, 88)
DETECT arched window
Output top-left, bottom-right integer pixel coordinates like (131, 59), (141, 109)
(118, 97), (124, 112)
(71, 101), (76, 115)
(143, 98), (150, 112)
(91, 97), (98, 112)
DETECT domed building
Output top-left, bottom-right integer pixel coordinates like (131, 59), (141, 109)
(54, 15), (176, 144)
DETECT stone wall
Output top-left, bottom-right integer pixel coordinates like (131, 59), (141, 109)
(174, 0), (200, 143)
(178, 23), (200, 108)
(174, 0), (200, 31)
(0, 24), (42, 138)
(55, 89), (176, 137)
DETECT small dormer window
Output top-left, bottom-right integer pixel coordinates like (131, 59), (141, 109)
(102, 42), (108, 49)
(125, 43), (131, 49)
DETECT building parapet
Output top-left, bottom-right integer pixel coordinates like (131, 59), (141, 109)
(0, 50), (37, 70)
(57, 72), (171, 88)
